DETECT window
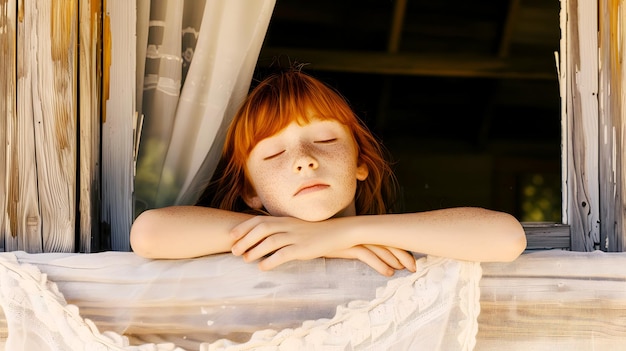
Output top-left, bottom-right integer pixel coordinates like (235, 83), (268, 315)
(258, 0), (579, 250)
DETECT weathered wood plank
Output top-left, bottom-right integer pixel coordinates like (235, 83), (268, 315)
(522, 223), (570, 250)
(563, 0), (600, 251)
(478, 250), (626, 350)
(26, 0), (78, 252)
(258, 47), (557, 80)
(558, 0), (568, 229)
(8, 0), (43, 253)
(618, 0), (625, 250)
(101, 0), (135, 251)
(598, 0), (625, 251)
(0, 0), (17, 252)
(78, 0), (101, 253)
(478, 301), (626, 350)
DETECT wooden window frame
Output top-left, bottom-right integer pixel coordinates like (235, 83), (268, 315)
(2, 0), (623, 253)
(525, 0), (625, 253)
(560, 0), (625, 252)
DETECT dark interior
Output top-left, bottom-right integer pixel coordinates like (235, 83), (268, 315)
(255, 0), (562, 221)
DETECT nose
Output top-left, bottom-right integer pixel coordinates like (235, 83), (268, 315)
(293, 150), (319, 173)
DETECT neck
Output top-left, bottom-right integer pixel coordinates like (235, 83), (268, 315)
(332, 200), (357, 218)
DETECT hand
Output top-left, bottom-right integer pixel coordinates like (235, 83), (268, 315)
(230, 216), (416, 275)
(326, 244), (416, 276)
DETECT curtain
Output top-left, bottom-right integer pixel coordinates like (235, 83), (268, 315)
(134, 0), (275, 216)
(0, 251), (482, 350)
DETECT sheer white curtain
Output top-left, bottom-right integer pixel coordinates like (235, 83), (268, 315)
(0, 251), (482, 351)
(134, 0), (275, 215)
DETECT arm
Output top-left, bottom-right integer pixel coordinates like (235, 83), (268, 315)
(130, 206), (253, 259)
(348, 207), (527, 262)
(130, 206), (414, 276)
(231, 207), (527, 269)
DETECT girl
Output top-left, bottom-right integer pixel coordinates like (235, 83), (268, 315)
(130, 69), (526, 276)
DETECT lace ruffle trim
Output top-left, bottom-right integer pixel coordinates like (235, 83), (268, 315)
(205, 256), (481, 351)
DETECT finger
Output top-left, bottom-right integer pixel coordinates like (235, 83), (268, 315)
(231, 218), (280, 256)
(230, 216), (264, 241)
(364, 245), (404, 270)
(257, 246), (292, 271)
(387, 247), (417, 272)
(349, 246), (395, 276)
(242, 232), (290, 262)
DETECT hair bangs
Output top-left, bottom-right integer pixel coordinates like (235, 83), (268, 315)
(234, 72), (356, 160)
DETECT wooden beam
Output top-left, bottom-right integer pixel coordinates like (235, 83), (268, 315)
(78, 0), (102, 252)
(563, 0), (600, 251)
(10, 0), (42, 253)
(598, 0), (625, 251)
(0, 0), (17, 252)
(522, 223), (570, 250)
(479, 251), (626, 349)
(498, 0), (521, 58)
(36, 0), (79, 252)
(101, 0), (135, 251)
(9, 0), (79, 253)
(259, 47), (557, 80)
(387, 0), (407, 53)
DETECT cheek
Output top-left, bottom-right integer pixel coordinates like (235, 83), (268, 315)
(331, 145), (360, 179)
(248, 155), (284, 187)
(250, 168), (274, 196)
(247, 161), (288, 210)
(325, 146), (360, 201)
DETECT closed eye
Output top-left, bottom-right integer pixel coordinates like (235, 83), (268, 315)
(315, 138), (337, 144)
(263, 150), (285, 160)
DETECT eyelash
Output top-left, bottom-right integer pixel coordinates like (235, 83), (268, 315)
(315, 138), (337, 144)
(263, 151), (285, 160)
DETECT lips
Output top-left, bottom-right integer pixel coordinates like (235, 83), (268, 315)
(294, 182), (329, 196)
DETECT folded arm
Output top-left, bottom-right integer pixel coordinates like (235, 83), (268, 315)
(130, 206), (414, 276)
(130, 206), (252, 259)
(231, 207), (527, 270)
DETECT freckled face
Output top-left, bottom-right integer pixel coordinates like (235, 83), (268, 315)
(244, 119), (368, 221)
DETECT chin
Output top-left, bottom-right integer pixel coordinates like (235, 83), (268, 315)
(297, 214), (334, 222)
(288, 204), (355, 221)
(290, 210), (335, 222)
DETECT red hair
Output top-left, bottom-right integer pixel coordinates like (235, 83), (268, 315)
(204, 70), (396, 215)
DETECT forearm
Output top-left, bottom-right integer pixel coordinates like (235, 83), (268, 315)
(130, 206), (254, 259)
(338, 207), (526, 262)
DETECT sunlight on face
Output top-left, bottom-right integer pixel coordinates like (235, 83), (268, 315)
(244, 119), (368, 221)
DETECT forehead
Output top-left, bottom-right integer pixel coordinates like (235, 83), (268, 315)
(257, 118), (350, 144)
(259, 105), (346, 136)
